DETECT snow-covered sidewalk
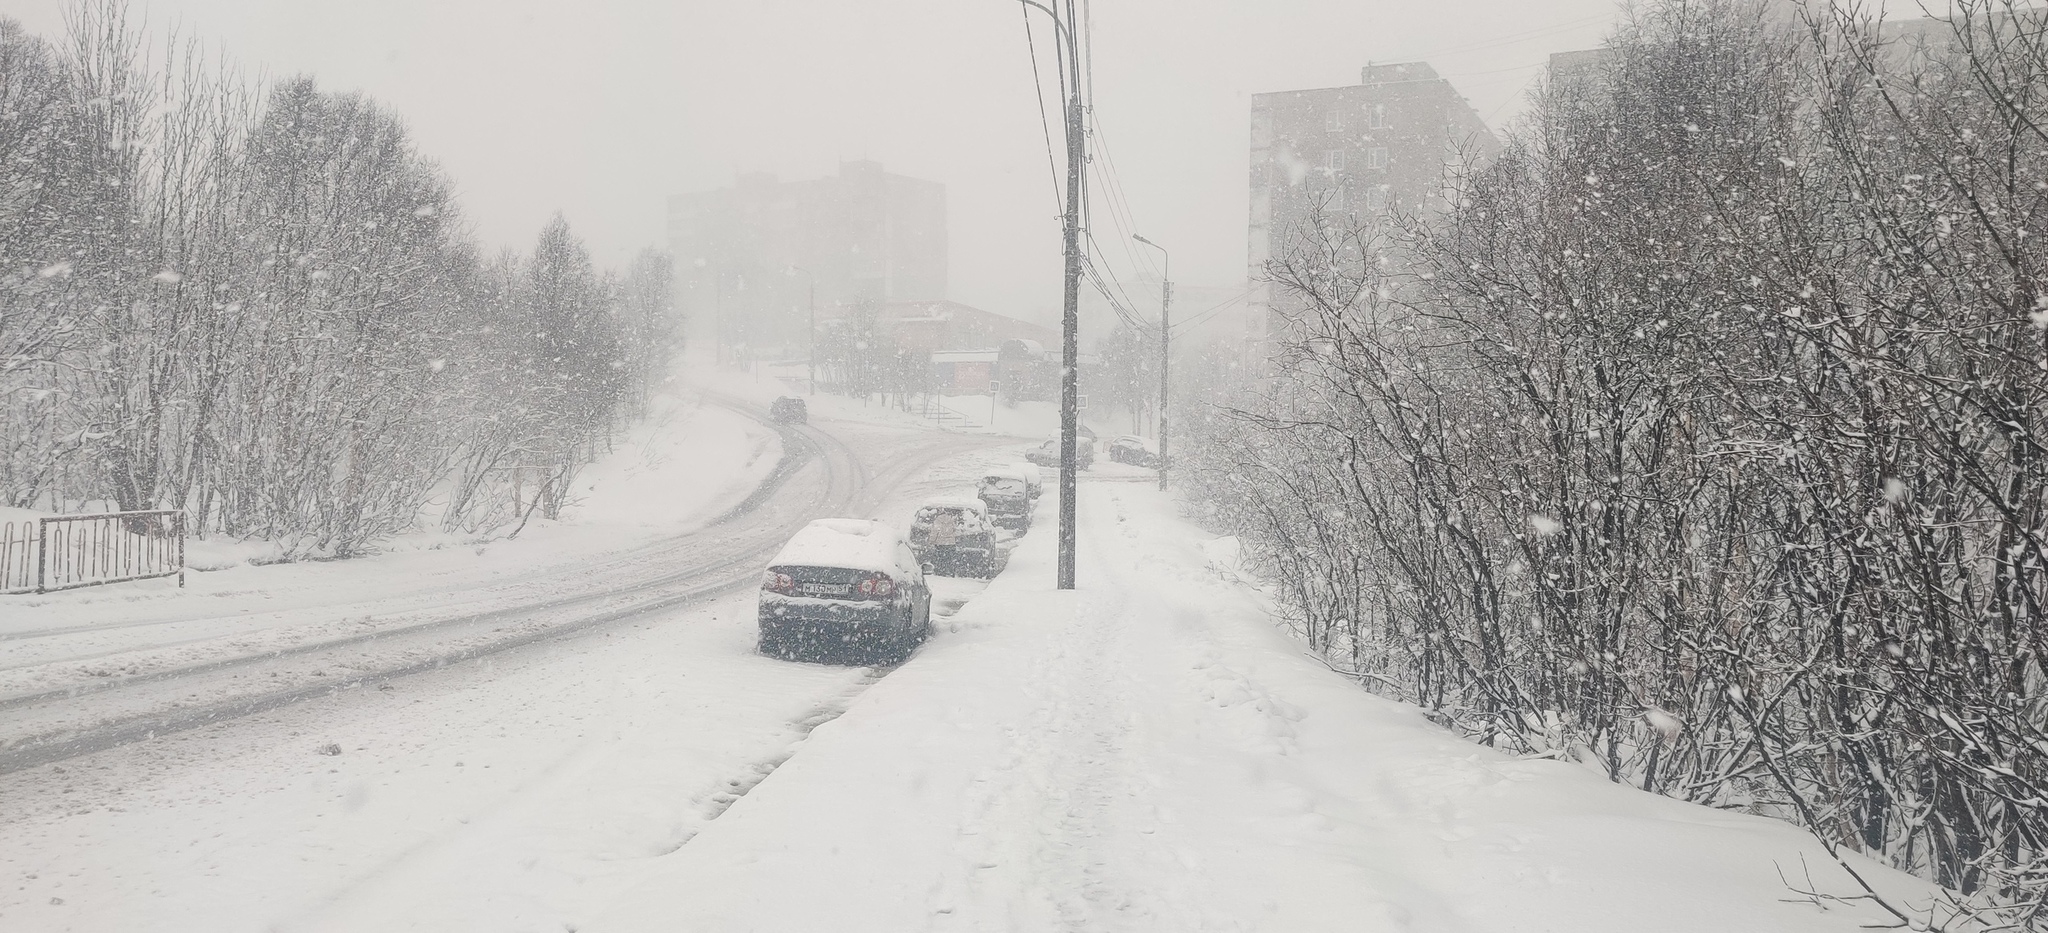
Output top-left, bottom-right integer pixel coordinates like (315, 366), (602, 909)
(594, 481), (1940, 933)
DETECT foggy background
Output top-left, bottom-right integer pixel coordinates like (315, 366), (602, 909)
(6, 0), (1620, 321)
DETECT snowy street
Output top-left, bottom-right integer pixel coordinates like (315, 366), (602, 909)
(591, 481), (1943, 933)
(5, 0), (2041, 923)
(0, 393), (990, 772)
(0, 406), (1958, 932)
(0, 395), (1011, 930)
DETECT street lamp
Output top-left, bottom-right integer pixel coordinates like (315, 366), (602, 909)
(787, 265), (816, 395)
(1132, 233), (1171, 492)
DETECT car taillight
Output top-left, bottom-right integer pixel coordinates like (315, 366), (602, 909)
(762, 571), (794, 593)
(856, 572), (895, 599)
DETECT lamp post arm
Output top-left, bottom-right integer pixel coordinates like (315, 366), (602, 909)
(1014, 0), (1071, 46)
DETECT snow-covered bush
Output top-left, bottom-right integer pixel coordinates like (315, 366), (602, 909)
(0, 2), (679, 556)
(1185, 1), (2047, 924)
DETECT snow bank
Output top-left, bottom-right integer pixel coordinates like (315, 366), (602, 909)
(592, 482), (1944, 933)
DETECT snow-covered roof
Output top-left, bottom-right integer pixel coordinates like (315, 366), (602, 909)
(1005, 462), (1042, 486)
(931, 350), (999, 364)
(918, 496), (986, 515)
(981, 465), (1033, 483)
(768, 519), (909, 575)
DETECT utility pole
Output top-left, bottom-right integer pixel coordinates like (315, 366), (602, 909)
(1019, 0), (1083, 590)
(1057, 57), (1082, 590)
(1133, 233), (1170, 491)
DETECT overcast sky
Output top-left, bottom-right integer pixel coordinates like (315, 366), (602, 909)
(8, 0), (1629, 322)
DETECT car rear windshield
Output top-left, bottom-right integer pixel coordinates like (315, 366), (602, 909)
(980, 478), (1026, 496)
(772, 565), (875, 586)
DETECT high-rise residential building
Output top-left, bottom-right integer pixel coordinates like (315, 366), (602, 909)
(668, 160), (946, 355)
(1247, 62), (1499, 341)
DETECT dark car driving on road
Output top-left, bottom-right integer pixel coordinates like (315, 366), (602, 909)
(770, 396), (808, 425)
(758, 519), (930, 663)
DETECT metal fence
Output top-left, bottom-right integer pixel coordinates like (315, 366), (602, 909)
(1, 510), (185, 594)
(0, 520), (33, 594)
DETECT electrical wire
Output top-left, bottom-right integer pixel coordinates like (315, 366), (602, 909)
(1439, 60), (1551, 79)
(1019, 6), (1065, 215)
(1171, 286), (1254, 335)
(1397, 11), (1611, 62)
(1081, 252), (1151, 333)
(1086, 113), (1163, 285)
(1084, 230), (1150, 327)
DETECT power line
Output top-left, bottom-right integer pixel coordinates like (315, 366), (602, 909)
(1172, 285), (1253, 334)
(1083, 231), (1149, 327)
(1082, 251), (1147, 329)
(1086, 112), (1160, 284)
(1019, 6), (1064, 215)
(1440, 60), (1551, 79)
(1081, 251), (1153, 335)
(1398, 11), (1611, 62)
(1084, 162), (1155, 308)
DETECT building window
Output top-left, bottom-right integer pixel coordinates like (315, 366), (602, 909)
(1367, 186), (1389, 212)
(1326, 187), (1347, 213)
(1326, 149), (1346, 173)
(1324, 110), (1342, 131)
(1367, 147), (1389, 170)
(1367, 104), (1388, 129)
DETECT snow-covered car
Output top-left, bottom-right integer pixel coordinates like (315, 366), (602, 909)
(1023, 437), (1092, 472)
(976, 469), (1035, 532)
(908, 497), (1004, 578)
(769, 396), (807, 425)
(1008, 461), (1043, 500)
(758, 519), (930, 663)
(1107, 434), (1158, 467)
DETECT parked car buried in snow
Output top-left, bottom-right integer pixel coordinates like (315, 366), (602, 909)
(1107, 434), (1158, 467)
(908, 497), (1004, 578)
(1024, 437), (1092, 472)
(976, 469), (1035, 532)
(770, 396), (808, 425)
(1008, 461), (1043, 500)
(758, 519), (931, 663)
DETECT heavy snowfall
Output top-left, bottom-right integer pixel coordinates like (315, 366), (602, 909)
(2, 0), (2045, 931)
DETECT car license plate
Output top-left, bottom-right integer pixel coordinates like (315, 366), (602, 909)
(798, 583), (850, 596)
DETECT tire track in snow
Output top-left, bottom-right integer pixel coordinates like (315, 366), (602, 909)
(664, 566), (1001, 853)
(0, 407), (987, 776)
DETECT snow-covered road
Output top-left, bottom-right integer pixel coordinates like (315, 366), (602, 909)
(592, 481), (1945, 933)
(0, 394), (992, 774)
(0, 397), (1021, 931)
(1, 415), (1950, 932)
